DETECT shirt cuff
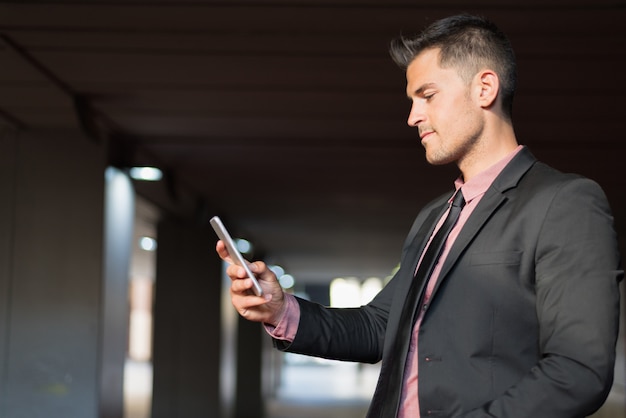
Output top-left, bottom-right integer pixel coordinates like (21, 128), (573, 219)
(263, 293), (300, 342)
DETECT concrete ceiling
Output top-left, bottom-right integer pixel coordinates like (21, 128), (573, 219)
(1, 1), (625, 285)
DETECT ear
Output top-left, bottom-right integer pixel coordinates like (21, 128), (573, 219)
(474, 69), (499, 109)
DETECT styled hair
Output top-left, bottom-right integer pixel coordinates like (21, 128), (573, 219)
(390, 14), (517, 118)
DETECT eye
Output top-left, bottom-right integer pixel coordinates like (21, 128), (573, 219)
(424, 92), (436, 101)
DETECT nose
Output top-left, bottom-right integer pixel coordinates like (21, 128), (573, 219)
(407, 100), (425, 127)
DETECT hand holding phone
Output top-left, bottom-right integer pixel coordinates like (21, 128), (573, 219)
(210, 216), (263, 296)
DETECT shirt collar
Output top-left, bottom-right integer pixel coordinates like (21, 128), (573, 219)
(453, 145), (524, 203)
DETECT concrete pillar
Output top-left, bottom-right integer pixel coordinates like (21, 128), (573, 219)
(101, 167), (135, 418)
(151, 221), (224, 417)
(0, 130), (107, 417)
(0, 127), (18, 417)
(234, 317), (265, 418)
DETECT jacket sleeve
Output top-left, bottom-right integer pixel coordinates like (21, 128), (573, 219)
(272, 293), (390, 364)
(462, 177), (622, 417)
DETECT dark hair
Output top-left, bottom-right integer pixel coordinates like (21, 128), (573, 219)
(390, 14), (517, 118)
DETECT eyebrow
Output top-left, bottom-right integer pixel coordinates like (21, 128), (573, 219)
(407, 82), (437, 98)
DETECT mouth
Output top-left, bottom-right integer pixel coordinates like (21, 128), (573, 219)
(420, 130), (434, 142)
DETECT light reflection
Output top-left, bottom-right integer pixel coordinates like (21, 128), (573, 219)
(330, 277), (361, 307)
(361, 277), (383, 304)
(330, 276), (383, 307)
(279, 274), (295, 289)
(235, 238), (252, 255)
(139, 236), (157, 252)
(129, 166), (163, 181)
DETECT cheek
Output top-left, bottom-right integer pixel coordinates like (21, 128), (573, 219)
(431, 103), (457, 135)
(445, 98), (478, 130)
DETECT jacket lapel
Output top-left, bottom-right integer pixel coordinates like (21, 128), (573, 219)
(430, 148), (538, 297)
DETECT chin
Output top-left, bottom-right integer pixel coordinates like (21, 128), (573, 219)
(425, 152), (453, 166)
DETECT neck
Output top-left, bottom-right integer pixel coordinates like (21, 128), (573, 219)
(458, 119), (518, 181)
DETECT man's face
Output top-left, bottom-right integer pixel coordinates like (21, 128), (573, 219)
(405, 48), (485, 167)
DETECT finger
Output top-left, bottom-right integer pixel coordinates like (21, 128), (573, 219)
(215, 240), (233, 263)
(231, 292), (270, 310)
(231, 289), (272, 320)
(248, 261), (275, 282)
(226, 264), (250, 281)
(231, 276), (258, 293)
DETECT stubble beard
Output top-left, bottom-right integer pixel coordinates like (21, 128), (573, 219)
(424, 123), (484, 168)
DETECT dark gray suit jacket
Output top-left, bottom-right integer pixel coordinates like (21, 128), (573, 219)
(276, 148), (622, 417)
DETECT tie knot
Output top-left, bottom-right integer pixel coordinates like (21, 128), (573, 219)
(451, 189), (465, 208)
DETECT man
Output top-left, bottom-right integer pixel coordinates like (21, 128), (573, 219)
(217, 14), (622, 417)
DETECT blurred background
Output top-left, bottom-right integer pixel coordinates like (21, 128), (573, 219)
(0, 1), (624, 417)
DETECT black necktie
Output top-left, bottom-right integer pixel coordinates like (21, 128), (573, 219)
(368, 189), (465, 417)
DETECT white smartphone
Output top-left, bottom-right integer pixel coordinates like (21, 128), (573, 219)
(210, 216), (263, 296)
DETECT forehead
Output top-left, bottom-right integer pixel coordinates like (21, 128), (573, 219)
(408, 47), (441, 69)
(406, 48), (443, 83)
(405, 48), (462, 94)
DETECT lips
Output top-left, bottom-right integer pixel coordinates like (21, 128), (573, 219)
(420, 131), (434, 140)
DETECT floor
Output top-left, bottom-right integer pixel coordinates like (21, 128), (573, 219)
(266, 357), (377, 418)
(123, 357), (376, 418)
(125, 354), (625, 418)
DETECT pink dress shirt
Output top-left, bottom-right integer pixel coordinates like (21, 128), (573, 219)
(266, 145), (524, 417)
